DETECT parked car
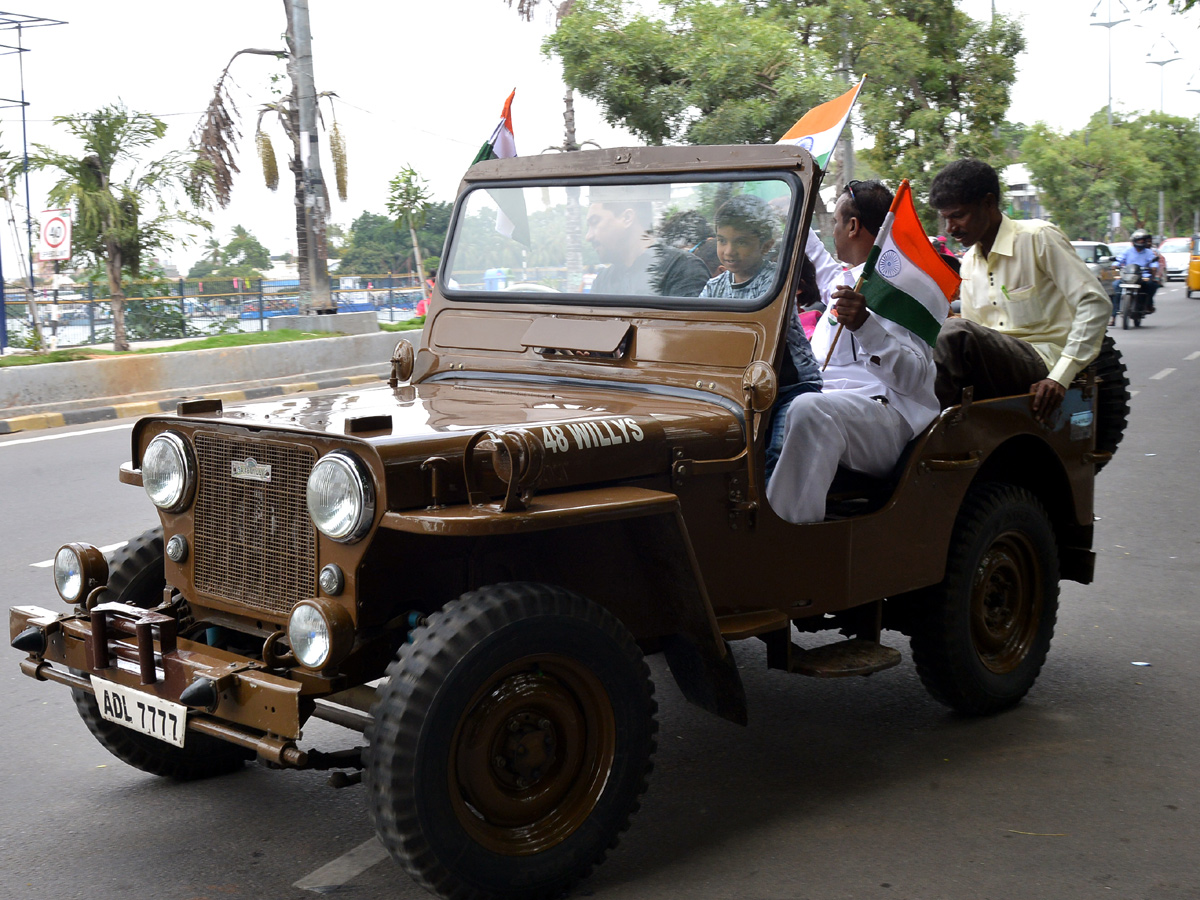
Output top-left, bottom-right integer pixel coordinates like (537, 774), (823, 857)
(1071, 240), (1118, 298)
(1156, 237), (1190, 281)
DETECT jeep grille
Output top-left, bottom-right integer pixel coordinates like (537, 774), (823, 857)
(193, 433), (317, 616)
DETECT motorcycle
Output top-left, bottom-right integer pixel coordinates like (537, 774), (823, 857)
(1117, 263), (1156, 329)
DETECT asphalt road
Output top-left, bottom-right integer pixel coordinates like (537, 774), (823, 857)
(2, 285), (1199, 900)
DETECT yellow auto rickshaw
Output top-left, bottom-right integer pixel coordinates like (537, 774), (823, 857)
(1188, 234), (1200, 298)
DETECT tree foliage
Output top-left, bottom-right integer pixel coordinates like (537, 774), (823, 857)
(188, 224), (272, 278)
(1021, 110), (1200, 240)
(338, 206), (452, 275)
(35, 103), (209, 350)
(545, 0), (1025, 185)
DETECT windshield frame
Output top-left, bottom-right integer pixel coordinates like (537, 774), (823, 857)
(439, 170), (806, 313)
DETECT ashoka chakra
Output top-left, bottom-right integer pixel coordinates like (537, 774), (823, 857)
(877, 249), (902, 278)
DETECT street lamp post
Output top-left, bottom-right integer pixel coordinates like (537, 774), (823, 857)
(1090, 1), (1130, 239)
(1147, 39), (1181, 242)
(1187, 80), (1200, 233)
(1090, 0), (1130, 128)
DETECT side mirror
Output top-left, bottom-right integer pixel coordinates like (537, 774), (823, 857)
(1098, 255), (1114, 264)
(388, 339), (415, 387)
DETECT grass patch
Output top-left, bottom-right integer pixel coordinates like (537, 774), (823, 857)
(0, 348), (108, 367)
(134, 329), (341, 354)
(0, 329), (343, 367)
(380, 318), (425, 332)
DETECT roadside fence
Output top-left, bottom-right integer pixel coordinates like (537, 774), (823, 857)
(1, 274), (426, 350)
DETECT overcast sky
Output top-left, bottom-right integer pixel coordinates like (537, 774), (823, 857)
(2, 0), (1198, 274)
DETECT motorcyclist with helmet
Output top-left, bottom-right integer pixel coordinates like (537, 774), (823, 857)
(1115, 229), (1160, 322)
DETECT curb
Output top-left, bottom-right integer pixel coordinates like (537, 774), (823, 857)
(0, 373), (386, 436)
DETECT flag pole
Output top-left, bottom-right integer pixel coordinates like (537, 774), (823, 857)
(821, 274), (864, 370)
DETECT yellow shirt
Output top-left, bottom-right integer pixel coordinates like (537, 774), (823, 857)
(960, 215), (1111, 386)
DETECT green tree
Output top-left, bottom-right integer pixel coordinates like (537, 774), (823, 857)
(220, 224), (271, 274)
(35, 103), (208, 350)
(339, 212), (411, 273)
(545, 0), (1024, 188)
(1021, 110), (1200, 240)
(387, 166), (433, 286)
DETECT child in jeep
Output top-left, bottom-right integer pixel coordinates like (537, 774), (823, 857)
(699, 195), (779, 300)
(698, 194), (823, 481)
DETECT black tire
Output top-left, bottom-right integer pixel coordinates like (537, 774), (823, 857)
(1092, 334), (1130, 473)
(365, 582), (658, 900)
(1120, 291), (1132, 329)
(71, 527), (251, 780)
(909, 483), (1059, 715)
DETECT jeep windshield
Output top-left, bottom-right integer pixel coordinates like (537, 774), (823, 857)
(442, 176), (800, 309)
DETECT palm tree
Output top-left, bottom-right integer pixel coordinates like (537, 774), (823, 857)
(35, 104), (208, 350)
(387, 166), (432, 289)
(191, 0), (345, 302)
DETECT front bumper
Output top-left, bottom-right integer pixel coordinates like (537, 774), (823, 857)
(11, 603), (308, 766)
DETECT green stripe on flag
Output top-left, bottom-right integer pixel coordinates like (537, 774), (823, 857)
(860, 245), (944, 345)
(861, 277), (943, 346)
(472, 141), (498, 166)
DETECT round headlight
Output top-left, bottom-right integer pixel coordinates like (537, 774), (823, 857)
(306, 451), (374, 542)
(287, 599), (354, 670)
(53, 542), (109, 605)
(288, 602), (332, 668)
(143, 432), (195, 512)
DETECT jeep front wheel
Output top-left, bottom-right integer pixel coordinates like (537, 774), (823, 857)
(909, 483), (1060, 715)
(365, 582), (657, 900)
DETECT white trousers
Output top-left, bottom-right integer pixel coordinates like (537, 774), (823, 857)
(766, 391), (913, 524)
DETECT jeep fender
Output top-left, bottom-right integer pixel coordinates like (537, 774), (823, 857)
(379, 488), (748, 725)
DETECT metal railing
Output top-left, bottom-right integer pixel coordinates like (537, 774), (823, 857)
(2, 274), (427, 350)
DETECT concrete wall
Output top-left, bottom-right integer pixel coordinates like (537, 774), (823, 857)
(1, 332), (404, 414)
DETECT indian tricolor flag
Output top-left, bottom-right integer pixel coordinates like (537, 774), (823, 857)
(472, 88), (518, 165)
(777, 77), (864, 170)
(471, 89), (530, 245)
(860, 179), (959, 347)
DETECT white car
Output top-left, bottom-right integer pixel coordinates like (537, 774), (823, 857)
(1156, 237), (1190, 281)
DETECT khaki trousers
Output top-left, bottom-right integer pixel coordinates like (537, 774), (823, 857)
(933, 318), (1049, 408)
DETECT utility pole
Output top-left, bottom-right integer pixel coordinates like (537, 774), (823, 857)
(290, 0), (333, 313)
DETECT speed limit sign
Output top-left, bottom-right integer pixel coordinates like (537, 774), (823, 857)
(38, 209), (72, 261)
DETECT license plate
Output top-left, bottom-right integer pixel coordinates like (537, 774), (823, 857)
(92, 677), (187, 748)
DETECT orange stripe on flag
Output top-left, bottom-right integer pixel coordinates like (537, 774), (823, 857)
(500, 88), (516, 133)
(888, 180), (959, 302)
(779, 80), (864, 142)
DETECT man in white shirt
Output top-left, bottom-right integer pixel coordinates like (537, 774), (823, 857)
(929, 159), (1110, 420)
(766, 180), (940, 525)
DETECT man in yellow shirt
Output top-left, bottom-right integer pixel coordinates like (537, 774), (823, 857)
(928, 159), (1111, 421)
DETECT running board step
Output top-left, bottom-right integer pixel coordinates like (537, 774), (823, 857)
(787, 639), (902, 678)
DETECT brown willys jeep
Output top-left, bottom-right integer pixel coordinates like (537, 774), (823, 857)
(10, 144), (1128, 900)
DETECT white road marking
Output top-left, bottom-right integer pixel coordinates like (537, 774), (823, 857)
(0, 422), (133, 448)
(31, 541), (129, 568)
(1149, 368), (1176, 381)
(1130, 390), (1140, 397)
(293, 836), (390, 892)
(1187, 351), (1200, 361)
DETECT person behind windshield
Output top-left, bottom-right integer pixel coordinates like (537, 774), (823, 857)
(1117, 229), (1160, 313)
(585, 199), (710, 297)
(694, 195), (822, 481)
(699, 196), (779, 300)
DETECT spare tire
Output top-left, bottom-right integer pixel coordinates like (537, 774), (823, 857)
(1093, 334), (1129, 473)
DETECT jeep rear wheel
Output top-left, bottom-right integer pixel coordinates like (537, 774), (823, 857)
(71, 527), (251, 779)
(365, 582), (657, 900)
(1093, 334), (1130, 473)
(909, 483), (1059, 715)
